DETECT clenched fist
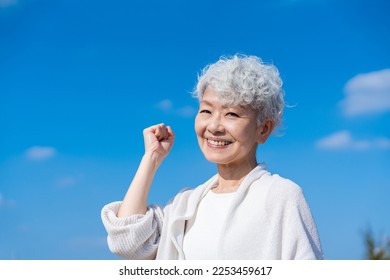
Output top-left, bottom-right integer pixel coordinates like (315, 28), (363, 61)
(143, 123), (175, 167)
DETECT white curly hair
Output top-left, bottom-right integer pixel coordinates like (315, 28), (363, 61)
(194, 55), (285, 128)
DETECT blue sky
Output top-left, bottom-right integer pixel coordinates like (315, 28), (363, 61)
(0, 0), (389, 260)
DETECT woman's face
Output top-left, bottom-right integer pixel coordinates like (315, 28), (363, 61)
(195, 87), (266, 169)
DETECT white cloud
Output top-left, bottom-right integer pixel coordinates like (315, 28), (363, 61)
(316, 131), (390, 151)
(17, 224), (30, 233)
(0, 193), (16, 208)
(176, 105), (197, 117)
(25, 146), (57, 160)
(155, 99), (196, 117)
(0, 0), (17, 8)
(155, 99), (173, 112)
(341, 69), (390, 117)
(373, 137), (390, 149)
(266, 0), (326, 9)
(66, 236), (107, 250)
(56, 176), (76, 188)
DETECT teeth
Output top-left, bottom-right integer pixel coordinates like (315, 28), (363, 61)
(208, 139), (231, 146)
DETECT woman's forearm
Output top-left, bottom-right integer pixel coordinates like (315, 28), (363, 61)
(117, 123), (174, 217)
(117, 153), (159, 217)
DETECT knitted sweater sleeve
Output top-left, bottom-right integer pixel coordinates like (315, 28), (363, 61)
(101, 201), (164, 260)
(277, 182), (323, 260)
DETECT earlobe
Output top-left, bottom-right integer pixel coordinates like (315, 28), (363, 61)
(257, 120), (275, 144)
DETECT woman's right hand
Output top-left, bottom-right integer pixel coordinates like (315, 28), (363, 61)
(117, 123), (174, 217)
(143, 123), (175, 167)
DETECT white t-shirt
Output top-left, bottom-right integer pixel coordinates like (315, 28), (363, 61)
(182, 189), (236, 260)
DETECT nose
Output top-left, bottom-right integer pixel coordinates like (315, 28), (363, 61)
(207, 114), (225, 134)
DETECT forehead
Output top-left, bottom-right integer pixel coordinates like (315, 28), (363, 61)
(199, 98), (248, 111)
(200, 87), (250, 110)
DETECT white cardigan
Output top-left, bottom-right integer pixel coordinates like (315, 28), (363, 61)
(101, 165), (323, 260)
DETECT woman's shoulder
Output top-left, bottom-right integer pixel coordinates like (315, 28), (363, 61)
(169, 187), (194, 203)
(166, 174), (218, 211)
(253, 172), (304, 200)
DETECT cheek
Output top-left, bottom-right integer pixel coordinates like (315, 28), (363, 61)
(227, 124), (258, 143)
(194, 116), (204, 135)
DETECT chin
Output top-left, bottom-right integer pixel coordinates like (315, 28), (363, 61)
(203, 155), (229, 165)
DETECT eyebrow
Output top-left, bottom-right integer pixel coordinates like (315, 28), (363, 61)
(200, 99), (247, 111)
(199, 99), (213, 106)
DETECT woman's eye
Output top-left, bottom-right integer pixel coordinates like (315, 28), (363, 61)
(226, 112), (239, 117)
(199, 109), (211, 114)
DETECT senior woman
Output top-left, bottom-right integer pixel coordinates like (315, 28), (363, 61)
(101, 55), (323, 260)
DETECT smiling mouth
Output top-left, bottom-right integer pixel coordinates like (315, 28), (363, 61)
(207, 139), (232, 146)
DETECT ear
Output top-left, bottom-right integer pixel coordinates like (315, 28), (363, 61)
(257, 119), (275, 144)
